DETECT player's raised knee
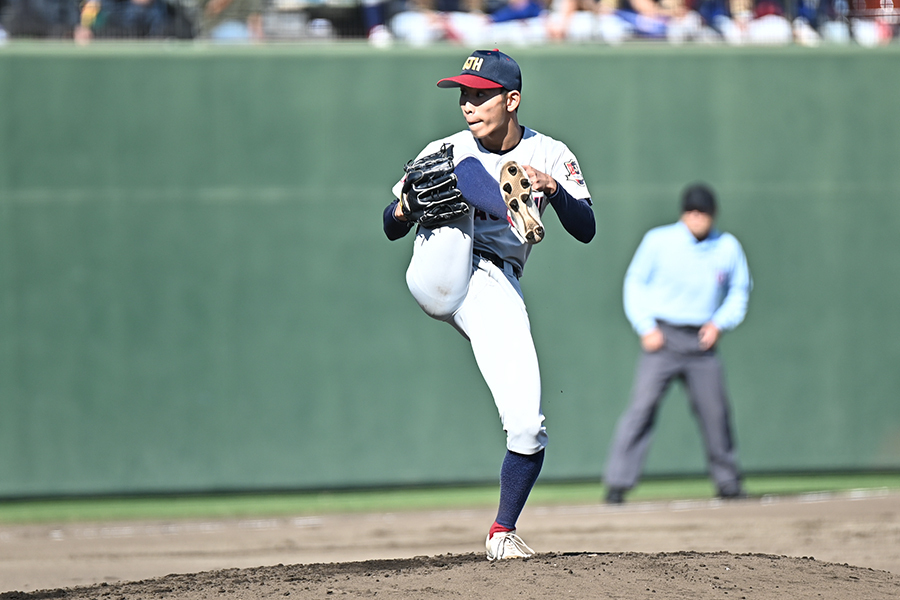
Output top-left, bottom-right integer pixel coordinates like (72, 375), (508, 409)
(406, 270), (467, 320)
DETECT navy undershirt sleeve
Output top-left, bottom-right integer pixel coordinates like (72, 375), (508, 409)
(383, 199), (414, 241)
(547, 184), (595, 244)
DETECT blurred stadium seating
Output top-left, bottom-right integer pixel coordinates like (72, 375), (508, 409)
(0, 0), (896, 44)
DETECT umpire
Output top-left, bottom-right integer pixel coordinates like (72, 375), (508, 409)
(603, 183), (752, 504)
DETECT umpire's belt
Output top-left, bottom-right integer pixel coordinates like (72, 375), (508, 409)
(474, 249), (521, 279)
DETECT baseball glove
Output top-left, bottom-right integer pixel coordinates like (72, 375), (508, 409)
(400, 143), (469, 227)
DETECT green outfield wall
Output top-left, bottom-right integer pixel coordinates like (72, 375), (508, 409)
(1, 44), (899, 497)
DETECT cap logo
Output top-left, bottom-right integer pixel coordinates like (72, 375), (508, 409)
(463, 57), (484, 72)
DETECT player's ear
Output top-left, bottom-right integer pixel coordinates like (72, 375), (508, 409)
(506, 90), (520, 113)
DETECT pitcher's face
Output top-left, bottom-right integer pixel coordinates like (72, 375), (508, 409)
(458, 86), (515, 141)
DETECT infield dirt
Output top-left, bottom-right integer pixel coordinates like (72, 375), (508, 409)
(2, 490), (899, 599)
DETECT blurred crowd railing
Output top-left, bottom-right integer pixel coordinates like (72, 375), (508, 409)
(0, 0), (897, 46)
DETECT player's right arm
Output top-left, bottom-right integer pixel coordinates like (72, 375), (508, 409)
(531, 140), (595, 243)
(544, 184), (595, 243)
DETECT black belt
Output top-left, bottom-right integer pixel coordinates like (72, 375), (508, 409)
(474, 249), (521, 279)
(658, 321), (702, 333)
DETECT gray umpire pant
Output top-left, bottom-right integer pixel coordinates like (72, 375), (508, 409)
(603, 322), (742, 494)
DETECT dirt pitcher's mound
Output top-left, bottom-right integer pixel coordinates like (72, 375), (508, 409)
(3, 551), (898, 600)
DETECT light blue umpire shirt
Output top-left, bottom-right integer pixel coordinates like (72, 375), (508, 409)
(623, 220), (752, 337)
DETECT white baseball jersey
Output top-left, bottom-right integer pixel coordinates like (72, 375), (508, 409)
(393, 126), (591, 276)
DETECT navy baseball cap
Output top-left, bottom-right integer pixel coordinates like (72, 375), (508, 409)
(436, 49), (522, 92)
(681, 183), (718, 215)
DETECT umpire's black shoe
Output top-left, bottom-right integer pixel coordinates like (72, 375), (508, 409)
(605, 488), (626, 505)
(717, 485), (748, 500)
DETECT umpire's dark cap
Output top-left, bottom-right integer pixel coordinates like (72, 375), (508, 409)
(681, 183), (717, 215)
(437, 49), (522, 92)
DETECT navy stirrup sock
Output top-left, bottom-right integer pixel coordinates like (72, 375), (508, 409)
(455, 157), (509, 221)
(495, 449), (545, 530)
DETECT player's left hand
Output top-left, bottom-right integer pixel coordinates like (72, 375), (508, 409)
(521, 165), (557, 198)
(698, 322), (720, 351)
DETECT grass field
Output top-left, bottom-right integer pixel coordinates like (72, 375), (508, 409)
(1, 473), (899, 525)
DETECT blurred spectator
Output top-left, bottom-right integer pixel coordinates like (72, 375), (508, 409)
(813, 0), (852, 43)
(593, 0), (634, 43)
(589, 0), (710, 44)
(199, 0), (263, 41)
(390, 0), (547, 46)
(3, 0), (80, 37)
(489, 0), (548, 44)
(691, 0), (854, 44)
(706, 0), (793, 44)
(97, 0), (168, 37)
(546, 0), (599, 41)
(618, 0), (704, 42)
(362, 0), (394, 44)
(525, 0), (726, 44)
(389, 0), (489, 46)
(746, 0), (793, 43)
(77, 0), (194, 40)
(848, 0), (895, 46)
(851, 15), (893, 45)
